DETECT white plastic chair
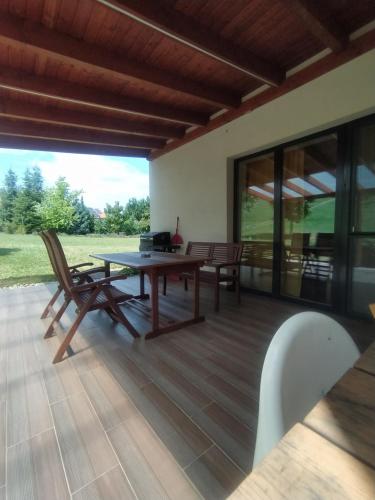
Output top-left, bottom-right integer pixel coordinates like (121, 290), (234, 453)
(253, 311), (360, 468)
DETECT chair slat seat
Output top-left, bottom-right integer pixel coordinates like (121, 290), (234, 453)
(78, 285), (133, 308)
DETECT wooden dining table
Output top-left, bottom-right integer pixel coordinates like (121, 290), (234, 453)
(91, 251), (206, 339)
(229, 339), (375, 499)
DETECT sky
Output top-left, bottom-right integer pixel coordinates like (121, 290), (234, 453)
(0, 148), (149, 210)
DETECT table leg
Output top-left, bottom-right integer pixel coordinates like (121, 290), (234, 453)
(104, 261), (110, 277)
(193, 265), (200, 319)
(140, 270), (145, 295)
(150, 270), (159, 333)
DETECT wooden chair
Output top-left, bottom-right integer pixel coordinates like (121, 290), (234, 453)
(42, 230), (139, 363)
(39, 231), (106, 320)
(370, 303), (375, 319)
(182, 242), (243, 312)
(162, 241), (213, 295)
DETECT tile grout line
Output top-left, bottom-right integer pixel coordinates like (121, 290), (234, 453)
(87, 354), (204, 499)
(72, 369), (140, 500)
(183, 443), (215, 471)
(6, 426), (55, 450)
(148, 374), (248, 476)
(38, 327), (74, 500)
(36, 296), (73, 499)
(111, 328), (249, 476)
(70, 464), (119, 498)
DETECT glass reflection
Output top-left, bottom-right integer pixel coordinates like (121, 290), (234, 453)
(238, 153), (274, 292)
(281, 135), (337, 304)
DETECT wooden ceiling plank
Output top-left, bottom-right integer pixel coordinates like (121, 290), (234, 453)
(0, 135), (150, 157)
(95, 0), (285, 86)
(151, 28), (375, 160)
(0, 99), (185, 139)
(0, 119), (166, 149)
(283, 0), (347, 52)
(0, 66), (208, 126)
(0, 12), (239, 109)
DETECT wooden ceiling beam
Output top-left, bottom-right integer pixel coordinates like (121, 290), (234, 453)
(0, 66), (208, 126)
(0, 13), (239, 109)
(283, 0), (347, 52)
(151, 29), (375, 160)
(0, 136), (150, 157)
(96, 0), (284, 86)
(0, 99), (185, 139)
(0, 119), (166, 150)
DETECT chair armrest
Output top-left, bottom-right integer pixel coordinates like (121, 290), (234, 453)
(210, 261), (240, 269)
(68, 262), (94, 272)
(72, 274), (127, 292)
(71, 266), (106, 278)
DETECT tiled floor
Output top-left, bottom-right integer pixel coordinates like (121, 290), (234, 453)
(0, 276), (373, 499)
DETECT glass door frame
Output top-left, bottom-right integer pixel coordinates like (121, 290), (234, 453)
(233, 112), (375, 317)
(346, 115), (375, 317)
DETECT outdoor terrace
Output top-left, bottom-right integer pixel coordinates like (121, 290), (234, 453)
(0, 276), (373, 500)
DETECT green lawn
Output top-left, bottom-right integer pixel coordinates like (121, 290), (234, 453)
(0, 233), (140, 287)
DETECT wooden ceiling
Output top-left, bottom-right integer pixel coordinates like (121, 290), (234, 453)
(0, 0), (374, 159)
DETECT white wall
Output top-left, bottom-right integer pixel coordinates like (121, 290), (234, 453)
(150, 49), (375, 246)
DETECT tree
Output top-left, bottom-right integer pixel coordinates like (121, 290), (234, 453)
(37, 177), (77, 232)
(122, 196), (150, 235)
(0, 168), (18, 224)
(13, 167), (44, 233)
(71, 196), (94, 235)
(104, 201), (124, 234)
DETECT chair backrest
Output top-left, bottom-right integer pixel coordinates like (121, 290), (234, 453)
(253, 311), (360, 468)
(290, 232), (310, 251)
(39, 231), (60, 280)
(211, 242), (243, 265)
(242, 241), (273, 267)
(185, 242), (213, 259)
(44, 230), (75, 294)
(316, 232), (334, 248)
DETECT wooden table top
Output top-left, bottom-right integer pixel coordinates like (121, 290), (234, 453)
(91, 251), (206, 270)
(304, 367), (375, 468)
(229, 340), (375, 499)
(355, 341), (375, 376)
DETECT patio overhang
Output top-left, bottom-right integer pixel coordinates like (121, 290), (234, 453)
(0, 1), (374, 159)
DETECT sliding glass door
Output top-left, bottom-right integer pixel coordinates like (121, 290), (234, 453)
(237, 153), (275, 292)
(280, 134), (337, 304)
(235, 114), (375, 317)
(348, 122), (375, 315)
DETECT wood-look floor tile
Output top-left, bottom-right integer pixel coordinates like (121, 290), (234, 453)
(7, 428), (70, 500)
(109, 348), (151, 388)
(72, 466), (136, 500)
(80, 365), (138, 430)
(38, 336), (84, 404)
(51, 393), (118, 493)
(0, 324), (6, 403)
(0, 402), (5, 487)
(108, 415), (201, 499)
(185, 445), (245, 500)
(127, 385), (201, 467)
(142, 383), (212, 457)
(193, 404), (252, 472)
(7, 365), (52, 446)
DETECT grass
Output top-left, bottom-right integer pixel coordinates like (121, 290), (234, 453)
(0, 233), (140, 287)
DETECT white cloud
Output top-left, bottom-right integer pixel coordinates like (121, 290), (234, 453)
(38, 152), (149, 210)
